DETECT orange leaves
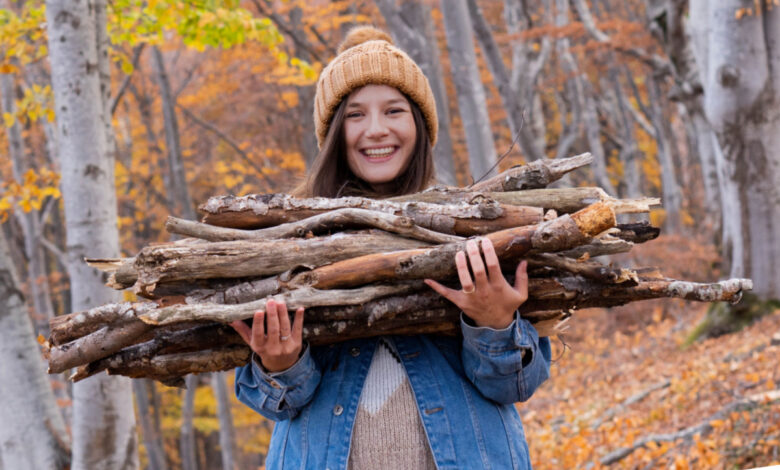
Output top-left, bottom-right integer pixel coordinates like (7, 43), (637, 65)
(0, 167), (61, 221)
(526, 289), (780, 469)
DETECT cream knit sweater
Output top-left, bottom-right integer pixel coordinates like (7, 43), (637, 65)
(347, 339), (437, 469)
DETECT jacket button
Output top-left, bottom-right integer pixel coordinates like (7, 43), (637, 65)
(267, 380), (281, 389)
(350, 347), (360, 357)
(333, 404), (344, 416)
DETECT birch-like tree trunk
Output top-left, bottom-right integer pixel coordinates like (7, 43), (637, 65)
(647, 75), (683, 233)
(133, 380), (168, 470)
(180, 376), (199, 470)
(440, 0), (497, 181)
(0, 74), (56, 330)
(153, 46), (197, 220)
(688, 0), (780, 298)
(45, 0), (138, 467)
(213, 373), (236, 470)
(375, 0), (457, 184)
(0, 231), (70, 469)
(505, 0), (550, 160)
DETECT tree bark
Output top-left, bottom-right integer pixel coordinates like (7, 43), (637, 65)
(45, 0), (138, 466)
(0, 231), (70, 469)
(292, 202), (615, 290)
(130, 232), (430, 296)
(1, 73), (57, 332)
(440, 0), (497, 181)
(180, 375), (199, 470)
(688, 0), (780, 299)
(152, 46), (197, 221)
(212, 373), (236, 470)
(504, 0), (550, 161)
(133, 379), (168, 470)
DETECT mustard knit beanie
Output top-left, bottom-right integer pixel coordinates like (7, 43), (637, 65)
(314, 26), (438, 148)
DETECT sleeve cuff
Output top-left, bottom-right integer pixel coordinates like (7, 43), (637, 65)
(461, 311), (537, 353)
(250, 343), (314, 391)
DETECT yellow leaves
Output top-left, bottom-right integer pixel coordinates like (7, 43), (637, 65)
(0, 167), (61, 220)
(2, 112), (14, 128)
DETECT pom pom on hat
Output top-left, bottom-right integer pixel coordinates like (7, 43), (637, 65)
(337, 26), (394, 54)
(314, 26), (438, 148)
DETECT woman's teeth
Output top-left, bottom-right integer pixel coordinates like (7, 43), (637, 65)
(363, 147), (395, 158)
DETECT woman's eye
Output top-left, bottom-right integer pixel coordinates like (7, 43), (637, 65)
(388, 108), (406, 114)
(346, 112), (363, 118)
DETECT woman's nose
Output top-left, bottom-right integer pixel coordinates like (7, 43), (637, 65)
(365, 113), (389, 138)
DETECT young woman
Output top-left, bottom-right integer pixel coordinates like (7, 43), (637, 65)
(231, 26), (551, 470)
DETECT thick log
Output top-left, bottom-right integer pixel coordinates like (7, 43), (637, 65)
(48, 318), (152, 374)
(293, 202), (616, 290)
(105, 345), (251, 386)
(132, 231), (430, 296)
(167, 208), (464, 244)
(71, 323), (242, 382)
(199, 192), (544, 234)
(469, 152), (594, 191)
(49, 302), (155, 346)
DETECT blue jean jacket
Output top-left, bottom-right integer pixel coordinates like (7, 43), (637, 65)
(235, 313), (551, 470)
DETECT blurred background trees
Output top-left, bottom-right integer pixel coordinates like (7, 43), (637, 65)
(1, 0), (777, 468)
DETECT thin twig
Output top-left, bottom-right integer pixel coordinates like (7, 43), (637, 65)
(471, 111), (526, 186)
(110, 44), (146, 116)
(175, 104), (272, 186)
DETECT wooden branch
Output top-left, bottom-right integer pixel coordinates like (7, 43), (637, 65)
(49, 302), (157, 347)
(294, 202), (616, 290)
(48, 318), (152, 374)
(167, 208), (465, 244)
(71, 323), (243, 382)
(132, 231), (430, 297)
(105, 345), (251, 386)
(590, 380), (671, 430)
(528, 253), (638, 284)
(198, 192), (544, 234)
(600, 390), (780, 465)
(138, 281), (427, 326)
(392, 187), (659, 217)
(469, 152), (593, 191)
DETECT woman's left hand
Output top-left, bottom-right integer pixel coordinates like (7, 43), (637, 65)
(424, 238), (528, 330)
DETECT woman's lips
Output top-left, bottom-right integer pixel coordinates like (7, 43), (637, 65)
(360, 146), (398, 163)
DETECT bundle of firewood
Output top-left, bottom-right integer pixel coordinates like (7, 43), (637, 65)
(45, 154), (751, 386)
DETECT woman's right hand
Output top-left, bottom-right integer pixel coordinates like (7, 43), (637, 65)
(230, 299), (305, 373)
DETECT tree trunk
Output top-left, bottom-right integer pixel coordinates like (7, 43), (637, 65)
(505, 0), (550, 161)
(688, 0), (780, 298)
(212, 373), (236, 470)
(45, 0), (138, 467)
(0, 231), (70, 469)
(180, 375), (199, 470)
(375, 0), (457, 184)
(133, 379), (168, 470)
(440, 0), (498, 181)
(646, 74), (683, 233)
(153, 46), (197, 221)
(0, 74), (57, 331)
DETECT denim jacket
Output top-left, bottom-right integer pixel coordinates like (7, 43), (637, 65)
(235, 313), (551, 470)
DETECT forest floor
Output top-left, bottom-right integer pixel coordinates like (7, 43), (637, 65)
(524, 235), (780, 470)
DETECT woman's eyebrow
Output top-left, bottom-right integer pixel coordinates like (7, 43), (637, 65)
(346, 98), (409, 108)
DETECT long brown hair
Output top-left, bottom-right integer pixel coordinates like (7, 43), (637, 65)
(295, 91), (434, 198)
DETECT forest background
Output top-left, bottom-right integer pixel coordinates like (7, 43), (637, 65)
(0, 0), (779, 469)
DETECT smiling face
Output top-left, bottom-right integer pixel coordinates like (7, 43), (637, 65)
(343, 85), (417, 187)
